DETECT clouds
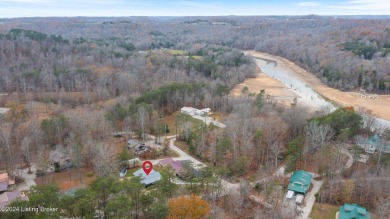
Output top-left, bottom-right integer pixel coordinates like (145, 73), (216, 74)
(0, 0), (51, 2)
(294, 0), (390, 15)
(0, 0), (389, 18)
(329, 0), (390, 11)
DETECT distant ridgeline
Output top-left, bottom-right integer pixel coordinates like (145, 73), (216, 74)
(1, 16), (390, 93)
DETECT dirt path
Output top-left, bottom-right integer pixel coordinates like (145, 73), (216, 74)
(244, 51), (390, 124)
(15, 164), (37, 191)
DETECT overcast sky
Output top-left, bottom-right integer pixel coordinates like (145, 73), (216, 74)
(0, 0), (390, 18)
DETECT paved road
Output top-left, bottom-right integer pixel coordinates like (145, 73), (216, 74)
(298, 179), (324, 219)
(191, 115), (226, 128)
(148, 137), (239, 195)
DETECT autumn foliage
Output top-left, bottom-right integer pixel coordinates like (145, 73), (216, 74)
(167, 194), (210, 219)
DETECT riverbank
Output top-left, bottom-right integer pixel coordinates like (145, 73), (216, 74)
(244, 50), (390, 128)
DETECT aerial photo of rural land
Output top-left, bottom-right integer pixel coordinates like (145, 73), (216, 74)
(1, 0), (390, 218)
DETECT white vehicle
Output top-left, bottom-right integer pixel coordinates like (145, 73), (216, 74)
(295, 194), (304, 204)
(286, 190), (294, 199)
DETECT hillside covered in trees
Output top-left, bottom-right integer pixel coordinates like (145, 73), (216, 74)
(1, 16), (390, 219)
(1, 16), (389, 93)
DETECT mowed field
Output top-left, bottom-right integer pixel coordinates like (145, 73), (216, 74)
(244, 51), (390, 121)
(231, 64), (299, 106)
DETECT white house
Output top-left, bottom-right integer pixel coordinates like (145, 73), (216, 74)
(181, 107), (197, 116)
(181, 107), (211, 116)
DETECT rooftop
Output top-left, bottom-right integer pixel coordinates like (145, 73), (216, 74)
(159, 158), (182, 174)
(0, 191), (28, 208)
(357, 134), (390, 152)
(0, 173), (15, 192)
(339, 204), (371, 219)
(287, 170), (312, 194)
(133, 169), (161, 186)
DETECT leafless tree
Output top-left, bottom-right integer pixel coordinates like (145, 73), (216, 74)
(20, 137), (32, 173)
(305, 121), (335, 154)
(376, 197), (390, 219)
(137, 106), (149, 140)
(0, 124), (13, 174)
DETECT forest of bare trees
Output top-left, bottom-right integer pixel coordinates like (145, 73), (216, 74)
(1, 16), (390, 218)
(1, 16), (389, 93)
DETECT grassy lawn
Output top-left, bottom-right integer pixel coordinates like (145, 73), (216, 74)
(166, 49), (188, 55)
(163, 111), (206, 135)
(310, 203), (339, 219)
(187, 55), (203, 60)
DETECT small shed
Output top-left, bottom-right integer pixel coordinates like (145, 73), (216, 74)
(128, 158), (141, 168)
(119, 167), (127, 178)
(338, 203), (371, 219)
(287, 170), (312, 195)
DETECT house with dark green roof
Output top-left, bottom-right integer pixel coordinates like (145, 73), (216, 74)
(287, 170), (312, 194)
(338, 204), (371, 219)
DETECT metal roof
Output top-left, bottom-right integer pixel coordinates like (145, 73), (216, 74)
(339, 204), (370, 219)
(133, 169), (161, 186)
(287, 170), (312, 194)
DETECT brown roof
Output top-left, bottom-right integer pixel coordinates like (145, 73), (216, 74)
(0, 173), (8, 182)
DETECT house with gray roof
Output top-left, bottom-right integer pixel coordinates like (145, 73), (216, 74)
(133, 169), (161, 186)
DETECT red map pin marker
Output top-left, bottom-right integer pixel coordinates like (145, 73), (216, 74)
(142, 161), (153, 175)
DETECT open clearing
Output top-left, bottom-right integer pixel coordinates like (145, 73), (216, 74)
(35, 167), (97, 191)
(231, 65), (299, 106)
(244, 51), (390, 122)
(309, 203), (339, 219)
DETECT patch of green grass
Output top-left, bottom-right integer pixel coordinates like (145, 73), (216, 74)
(188, 55), (203, 60)
(167, 49), (188, 55)
(310, 203), (339, 219)
(163, 111), (206, 135)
